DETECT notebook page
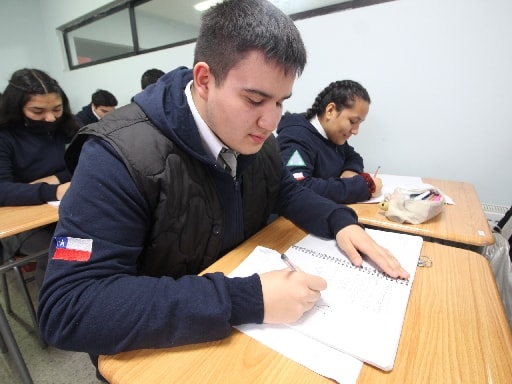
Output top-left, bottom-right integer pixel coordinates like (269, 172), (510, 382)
(283, 229), (422, 370)
(230, 228), (423, 372)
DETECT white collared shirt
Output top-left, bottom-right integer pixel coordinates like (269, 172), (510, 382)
(310, 115), (328, 140)
(92, 105), (101, 121)
(184, 80), (226, 161)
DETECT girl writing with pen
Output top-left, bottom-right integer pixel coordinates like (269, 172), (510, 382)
(277, 80), (382, 203)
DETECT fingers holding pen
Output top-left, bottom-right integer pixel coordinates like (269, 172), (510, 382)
(281, 253), (327, 297)
(260, 268), (326, 324)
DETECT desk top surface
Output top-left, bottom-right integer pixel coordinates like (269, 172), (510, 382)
(99, 217), (512, 384)
(348, 178), (493, 246)
(0, 204), (59, 239)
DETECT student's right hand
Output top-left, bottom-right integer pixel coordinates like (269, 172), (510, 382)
(259, 269), (327, 324)
(372, 176), (383, 197)
(56, 182), (71, 200)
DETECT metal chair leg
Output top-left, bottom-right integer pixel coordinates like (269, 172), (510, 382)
(1, 273), (12, 313)
(0, 304), (34, 384)
(0, 252), (48, 349)
(12, 266), (47, 348)
(0, 326), (7, 353)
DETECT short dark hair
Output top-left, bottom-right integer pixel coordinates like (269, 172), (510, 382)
(194, 0), (307, 86)
(0, 68), (79, 137)
(91, 89), (118, 107)
(305, 80), (371, 120)
(141, 68), (165, 90)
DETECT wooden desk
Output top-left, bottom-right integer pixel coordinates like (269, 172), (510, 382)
(348, 178), (494, 247)
(0, 204), (59, 239)
(99, 217), (512, 384)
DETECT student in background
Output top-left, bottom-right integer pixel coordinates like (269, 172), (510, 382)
(277, 80), (382, 203)
(131, 68), (165, 101)
(38, 0), (409, 367)
(75, 89), (118, 127)
(0, 68), (79, 284)
(141, 68), (165, 90)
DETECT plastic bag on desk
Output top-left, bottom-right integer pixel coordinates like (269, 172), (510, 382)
(378, 186), (445, 224)
(482, 232), (512, 330)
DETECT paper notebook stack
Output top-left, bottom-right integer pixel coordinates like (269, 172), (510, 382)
(229, 229), (423, 383)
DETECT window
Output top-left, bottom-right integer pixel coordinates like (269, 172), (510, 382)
(65, 8), (134, 66)
(59, 0), (394, 70)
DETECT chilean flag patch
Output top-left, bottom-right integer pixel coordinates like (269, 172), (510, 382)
(53, 237), (93, 262)
(292, 172), (305, 181)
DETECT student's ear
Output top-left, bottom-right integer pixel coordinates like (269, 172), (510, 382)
(192, 62), (212, 101)
(324, 102), (337, 120)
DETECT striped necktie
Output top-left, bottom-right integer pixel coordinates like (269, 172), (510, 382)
(218, 148), (237, 179)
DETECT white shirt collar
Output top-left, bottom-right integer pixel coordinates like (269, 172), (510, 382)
(310, 115), (328, 139)
(91, 105), (101, 121)
(184, 80), (225, 160)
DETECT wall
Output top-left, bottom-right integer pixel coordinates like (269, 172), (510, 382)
(0, 0), (50, 81)
(294, 0), (512, 207)
(1, 0), (511, 206)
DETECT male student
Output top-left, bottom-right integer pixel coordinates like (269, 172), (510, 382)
(130, 68), (165, 102)
(140, 68), (165, 90)
(38, 0), (408, 361)
(75, 89), (118, 127)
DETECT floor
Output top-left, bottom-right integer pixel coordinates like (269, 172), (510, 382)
(1, 268), (101, 384)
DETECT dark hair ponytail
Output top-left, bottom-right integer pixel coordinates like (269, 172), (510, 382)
(305, 80), (371, 120)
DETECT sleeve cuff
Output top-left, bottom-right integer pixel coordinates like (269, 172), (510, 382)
(39, 183), (59, 202)
(226, 273), (264, 325)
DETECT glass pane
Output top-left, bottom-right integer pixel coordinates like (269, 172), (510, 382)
(62, 0), (384, 69)
(66, 9), (134, 66)
(135, 0), (202, 51)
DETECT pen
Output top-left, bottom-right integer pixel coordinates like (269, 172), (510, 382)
(281, 253), (297, 272)
(373, 166), (381, 178)
(414, 190), (431, 200)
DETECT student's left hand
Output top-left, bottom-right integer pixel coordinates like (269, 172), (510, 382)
(335, 225), (410, 279)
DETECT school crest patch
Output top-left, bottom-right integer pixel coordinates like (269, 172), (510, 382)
(286, 150), (306, 167)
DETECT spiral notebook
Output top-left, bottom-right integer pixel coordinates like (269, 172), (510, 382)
(230, 228), (423, 372)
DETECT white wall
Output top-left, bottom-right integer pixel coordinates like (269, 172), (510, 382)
(294, 0), (512, 207)
(1, 0), (511, 206)
(0, 0), (50, 80)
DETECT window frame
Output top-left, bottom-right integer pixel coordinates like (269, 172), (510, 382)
(59, 0), (395, 70)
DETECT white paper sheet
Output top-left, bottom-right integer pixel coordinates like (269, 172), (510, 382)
(232, 246), (363, 384)
(364, 174), (454, 204)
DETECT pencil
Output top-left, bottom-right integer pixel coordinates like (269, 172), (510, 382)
(373, 166), (381, 178)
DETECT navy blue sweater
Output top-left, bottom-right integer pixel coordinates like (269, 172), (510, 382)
(37, 67), (359, 355)
(75, 104), (98, 127)
(277, 113), (370, 203)
(0, 124), (71, 206)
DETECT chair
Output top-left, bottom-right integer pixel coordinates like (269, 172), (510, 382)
(0, 254), (47, 384)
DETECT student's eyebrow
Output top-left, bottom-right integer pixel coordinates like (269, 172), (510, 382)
(27, 104), (63, 111)
(244, 88), (292, 101)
